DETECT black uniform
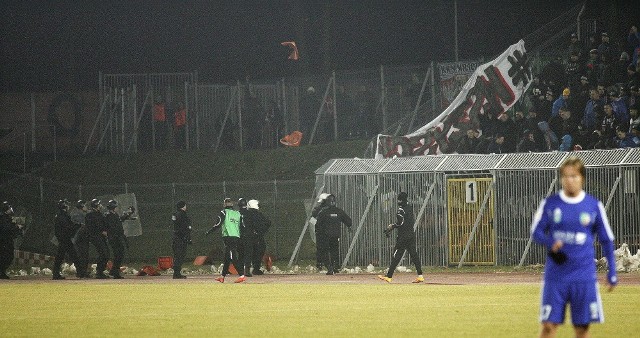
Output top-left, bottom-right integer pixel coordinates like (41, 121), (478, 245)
(243, 207), (271, 274)
(237, 207), (251, 275)
(105, 211), (130, 278)
(172, 208), (191, 278)
(383, 202), (423, 278)
(52, 208), (80, 279)
(70, 207), (89, 278)
(0, 212), (21, 279)
(311, 202), (329, 269)
(80, 209), (110, 278)
(315, 205), (352, 274)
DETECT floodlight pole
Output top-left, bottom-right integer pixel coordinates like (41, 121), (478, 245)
(454, 0), (459, 62)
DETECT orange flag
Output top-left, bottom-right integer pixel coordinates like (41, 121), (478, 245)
(280, 41), (299, 60)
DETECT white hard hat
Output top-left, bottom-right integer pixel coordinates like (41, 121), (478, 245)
(247, 199), (260, 210)
(317, 193), (331, 203)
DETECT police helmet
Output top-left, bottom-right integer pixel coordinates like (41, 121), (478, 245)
(1, 201), (12, 213)
(238, 198), (247, 209)
(76, 200), (86, 209)
(57, 199), (68, 210)
(317, 193), (331, 203)
(326, 194), (337, 207)
(247, 199), (259, 210)
(107, 200), (118, 210)
(223, 198), (234, 207)
(90, 199), (101, 209)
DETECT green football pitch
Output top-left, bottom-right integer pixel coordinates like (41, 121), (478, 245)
(1, 275), (638, 337)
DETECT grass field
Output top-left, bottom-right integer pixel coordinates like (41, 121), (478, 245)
(1, 274), (639, 337)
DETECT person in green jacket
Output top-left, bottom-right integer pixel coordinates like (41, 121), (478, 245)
(206, 198), (246, 283)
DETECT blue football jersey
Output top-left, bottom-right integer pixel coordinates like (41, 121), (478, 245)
(530, 190), (617, 284)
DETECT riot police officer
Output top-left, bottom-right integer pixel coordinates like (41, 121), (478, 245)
(315, 194), (352, 275)
(244, 199), (271, 275)
(310, 193), (330, 270)
(81, 199), (110, 279)
(0, 201), (23, 279)
(105, 200), (135, 279)
(172, 201), (191, 279)
(237, 198), (253, 276)
(52, 199), (81, 280)
(71, 200), (89, 278)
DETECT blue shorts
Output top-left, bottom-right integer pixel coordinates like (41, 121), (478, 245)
(539, 281), (604, 325)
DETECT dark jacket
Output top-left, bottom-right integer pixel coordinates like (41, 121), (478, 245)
(172, 209), (192, 242)
(244, 208), (271, 237)
(54, 209), (78, 239)
(0, 213), (20, 247)
(486, 139), (504, 154)
(85, 210), (107, 236)
(393, 204), (416, 240)
(316, 206), (352, 238)
(105, 211), (128, 242)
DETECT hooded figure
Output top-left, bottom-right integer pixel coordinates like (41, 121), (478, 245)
(378, 192), (424, 284)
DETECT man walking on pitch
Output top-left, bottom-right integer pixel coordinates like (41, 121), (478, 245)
(378, 192), (424, 283)
(531, 156), (617, 338)
(206, 198), (246, 283)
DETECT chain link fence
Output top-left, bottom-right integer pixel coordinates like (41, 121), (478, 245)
(0, 174), (316, 264)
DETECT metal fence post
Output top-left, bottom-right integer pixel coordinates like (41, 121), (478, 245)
(184, 81), (190, 150)
(237, 80), (243, 151)
(172, 183), (176, 208)
(53, 125), (57, 162)
(332, 71), (338, 141)
(273, 179), (278, 257)
(380, 65), (386, 130)
(39, 177), (44, 203)
(31, 93), (36, 152)
(430, 61), (436, 113)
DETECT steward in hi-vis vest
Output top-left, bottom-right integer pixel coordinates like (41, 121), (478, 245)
(206, 198), (246, 283)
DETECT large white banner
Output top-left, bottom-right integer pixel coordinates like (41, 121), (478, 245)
(376, 40), (532, 158)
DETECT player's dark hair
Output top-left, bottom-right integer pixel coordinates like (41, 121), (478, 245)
(560, 156), (585, 178)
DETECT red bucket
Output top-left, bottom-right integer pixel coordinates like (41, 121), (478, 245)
(158, 256), (173, 270)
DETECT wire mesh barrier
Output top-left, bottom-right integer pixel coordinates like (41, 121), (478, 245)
(295, 148), (640, 268)
(0, 176), (315, 263)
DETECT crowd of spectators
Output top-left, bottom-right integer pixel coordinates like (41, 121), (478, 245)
(458, 26), (640, 154)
